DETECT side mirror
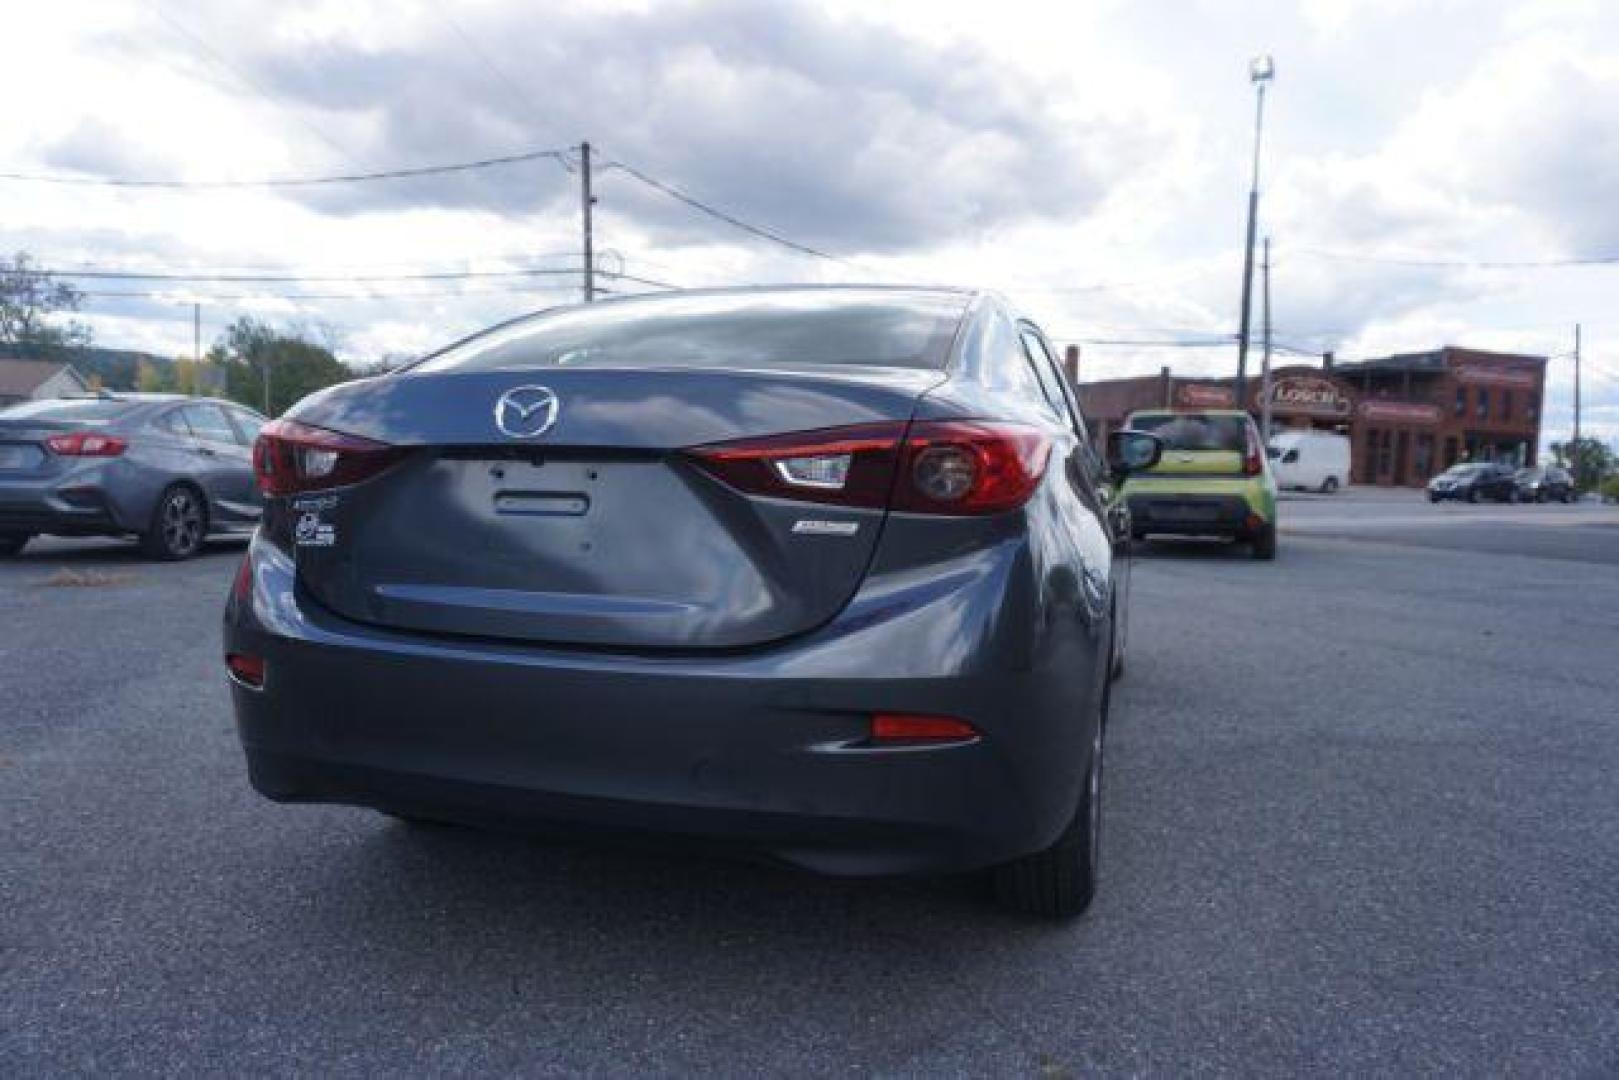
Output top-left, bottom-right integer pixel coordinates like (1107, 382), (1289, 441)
(1107, 429), (1162, 481)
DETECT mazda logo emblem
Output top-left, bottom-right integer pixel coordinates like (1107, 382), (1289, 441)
(494, 385), (560, 439)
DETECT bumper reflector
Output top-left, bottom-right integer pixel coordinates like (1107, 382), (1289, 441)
(870, 713), (979, 743)
(226, 653), (265, 689)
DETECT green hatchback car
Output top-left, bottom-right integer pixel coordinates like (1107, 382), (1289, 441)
(1120, 409), (1278, 559)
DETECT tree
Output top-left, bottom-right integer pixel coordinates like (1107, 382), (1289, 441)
(1549, 436), (1616, 492)
(208, 317), (354, 416)
(0, 252), (93, 350)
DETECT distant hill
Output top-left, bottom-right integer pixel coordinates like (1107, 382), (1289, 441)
(0, 345), (170, 391)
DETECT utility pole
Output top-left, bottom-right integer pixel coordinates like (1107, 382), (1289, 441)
(1573, 322), (1582, 446)
(580, 141), (596, 302)
(1235, 55), (1275, 405)
(1260, 236), (1273, 443)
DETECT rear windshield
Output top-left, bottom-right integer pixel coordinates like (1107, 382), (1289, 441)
(411, 290), (969, 374)
(1130, 412), (1249, 452)
(0, 398), (135, 423)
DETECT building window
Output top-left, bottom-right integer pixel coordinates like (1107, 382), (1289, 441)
(1454, 387), (1467, 416)
(1502, 389), (1513, 422)
(1476, 388), (1489, 419)
(1444, 437), (1458, 468)
(1527, 394), (1538, 422)
(1363, 428), (1380, 481)
(1377, 430), (1393, 477)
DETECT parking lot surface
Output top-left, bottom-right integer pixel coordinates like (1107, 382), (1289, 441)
(4, 495), (1618, 1075)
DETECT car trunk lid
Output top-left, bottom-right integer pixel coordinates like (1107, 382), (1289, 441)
(281, 367), (943, 651)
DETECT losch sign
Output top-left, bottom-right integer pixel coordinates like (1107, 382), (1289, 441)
(1264, 375), (1350, 417)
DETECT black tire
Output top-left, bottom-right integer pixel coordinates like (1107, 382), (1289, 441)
(141, 484), (208, 560)
(0, 533), (31, 557)
(1320, 476), (1339, 494)
(993, 694), (1105, 919)
(1251, 524), (1277, 560)
(1428, 493), (1440, 504)
(1466, 487), (1479, 504)
(1564, 491), (1577, 504)
(1536, 490), (1548, 503)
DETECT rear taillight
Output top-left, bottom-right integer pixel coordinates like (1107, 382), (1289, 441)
(687, 420), (1049, 516)
(1243, 422), (1264, 476)
(45, 431), (126, 457)
(893, 421), (1050, 514)
(253, 419), (405, 496)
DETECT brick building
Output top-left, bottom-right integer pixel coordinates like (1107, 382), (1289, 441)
(1079, 346), (1546, 488)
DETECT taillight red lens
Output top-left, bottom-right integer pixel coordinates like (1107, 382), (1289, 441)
(870, 713), (979, 742)
(225, 652), (265, 688)
(253, 419), (405, 496)
(45, 431), (126, 457)
(893, 421), (1049, 514)
(687, 420), (1050, 516)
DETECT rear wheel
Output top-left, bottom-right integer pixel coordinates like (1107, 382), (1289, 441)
(141, 484), (207, 560)
(1320, 475), (1339, 494)
(1251, 524), (1277, 560)
(993, 695), (1105, 919)
(0, 533), (32, 557)
(1466, 488), (1479, 504)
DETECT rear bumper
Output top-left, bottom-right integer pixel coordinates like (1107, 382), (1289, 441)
(0, 488), (124, 536)
(1125, 492), (1263, 537)
(0, 465), (143, 537)
(226, 536), (1103, 876)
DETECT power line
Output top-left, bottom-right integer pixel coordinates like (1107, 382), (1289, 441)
(0, 147), (572, 189)
(1295, 247), (1619, 270)
(73, 269), (668, 303)
(43, 265), (587, 284)
(604, 157), (856, 267)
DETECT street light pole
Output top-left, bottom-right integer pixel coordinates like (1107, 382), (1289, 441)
(1235, 54), (1275, 406)
(1260, 236), (1273, 443)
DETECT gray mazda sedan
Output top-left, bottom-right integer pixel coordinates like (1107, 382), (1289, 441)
(225, 286), (1161, 917)
(0, 392), (266, 559)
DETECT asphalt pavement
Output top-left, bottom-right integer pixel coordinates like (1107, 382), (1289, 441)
(4, 494), (1618, 1075)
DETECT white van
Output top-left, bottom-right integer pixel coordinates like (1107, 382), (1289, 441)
(1268, 430), (1351, 493)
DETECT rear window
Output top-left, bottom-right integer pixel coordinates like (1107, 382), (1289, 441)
(0, 398), (135, 423)
(1130, 412), (1249, 452)
(411, 290), (969, 374)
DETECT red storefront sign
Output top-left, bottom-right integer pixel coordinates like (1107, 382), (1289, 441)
(1262, 375), (1350, 417)
(1176, 383), (1235, 407)
(1454, 366), (1537, 389)
(1358, 400), (1441, 424)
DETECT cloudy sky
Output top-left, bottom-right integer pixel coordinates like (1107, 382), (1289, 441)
(2, 0), (1616, 443)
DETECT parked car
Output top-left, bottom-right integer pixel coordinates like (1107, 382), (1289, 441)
(1514, 465), (1577, 503)
(1427, 462), (1518, 503)
(1120, 408), (1279, 558)
(224, 286), (1163, 918)
(1267, 429), (1350, 493)
(0, 393), (266, 559)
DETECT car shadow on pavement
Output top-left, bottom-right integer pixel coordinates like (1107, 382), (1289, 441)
(9, 537), (248, 565)
(277, 812), (1071, 964)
